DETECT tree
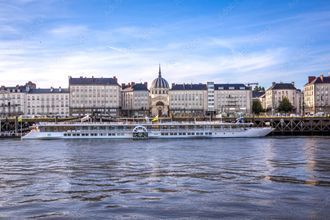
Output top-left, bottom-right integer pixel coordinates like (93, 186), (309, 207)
(254, 86), (265, 92)
(252, 99), (264, 115)
(277, 97), (294, 113)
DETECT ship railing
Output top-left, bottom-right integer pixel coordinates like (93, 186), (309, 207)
(37, 121), (253, 126)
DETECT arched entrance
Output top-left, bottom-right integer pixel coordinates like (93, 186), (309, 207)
(156, 101), (164, 116)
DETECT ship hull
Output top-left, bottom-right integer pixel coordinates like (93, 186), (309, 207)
(22, 127), (273, 140)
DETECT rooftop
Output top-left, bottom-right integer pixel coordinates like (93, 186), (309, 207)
(171, 83), (207, 90)
(28, 88), (69, 94)
(268, 82), (296, 90)
(122, 83), (149, 91)
(307, 75), (330, 85)
(69, 77), (119, 86)
(252, 91), (265, 98)
(214, 84), (250, 90)
(0, 82), (36, 93)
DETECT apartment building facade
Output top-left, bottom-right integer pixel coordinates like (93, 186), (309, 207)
(265, 82), (302, 114)
(69, 77), (121, 116)
(121, 82), (149, 117)
(0, 82), (36, 116)
(214, 84), (252, 115)
(169, 83), (207, 116)
(304, 75), (330, 114)
(26, 87), (69, 116)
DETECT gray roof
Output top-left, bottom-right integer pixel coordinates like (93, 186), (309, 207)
(0, 82), (36, 93)
(151, 65), (169, 89)
(123, 83), (149, 92)
(252, 91), (265, 98)
(69, 77), (119, 86)
(132, 83), (148, 91)
(268, 83), (296, 90)
(215, 84), (250, 90)
(308, 75), (330, 84)
(0, 86), (27, 93)
(171, 83), (207, 90)
(28, 88), (69, 94)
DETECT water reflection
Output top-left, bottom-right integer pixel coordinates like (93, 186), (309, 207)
(0, 138), (329, 218)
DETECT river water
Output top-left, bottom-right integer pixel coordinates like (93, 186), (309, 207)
(0, 137), (329, 219)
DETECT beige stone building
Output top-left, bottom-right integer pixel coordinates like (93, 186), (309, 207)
(214, 84), (252, 115)
(169, 83), (207, 116)
(69, 77), (121, 116)
(265, 82), (301, 114)
(0, 82), (36, 116)
(304, 75), (330, 114)
(150, 66), (170, 116)
(121, 82), (149, 117)
(259, 93), (266, 110)
(26, 87), (69, 116)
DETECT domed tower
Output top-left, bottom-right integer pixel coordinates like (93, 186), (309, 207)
(150, 65), (170, 116)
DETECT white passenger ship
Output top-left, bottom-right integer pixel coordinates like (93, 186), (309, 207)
(22, 121), (273, 140)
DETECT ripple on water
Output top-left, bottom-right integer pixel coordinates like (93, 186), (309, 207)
(0, 138), (330, 219)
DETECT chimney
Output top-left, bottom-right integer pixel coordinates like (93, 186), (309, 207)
(308, 76), (316, 83)
(144, 82), (148, 87)
(320, 74), (324, 82)
(113, 76), (117, 82)
(272, 82), (276, 86)
(121, 83), (126, 88)
(291, 81), (295, 86)
(131, 82), (135, 86)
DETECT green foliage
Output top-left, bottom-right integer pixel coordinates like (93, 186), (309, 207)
(252, 99), (264, 115)
(277, 97), (294, 113)
(253, 86), (265, 92)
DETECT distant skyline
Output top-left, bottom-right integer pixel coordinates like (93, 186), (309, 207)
(0, 0), (330, 89)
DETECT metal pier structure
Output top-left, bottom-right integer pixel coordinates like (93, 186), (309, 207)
(1, 116), (330, 138)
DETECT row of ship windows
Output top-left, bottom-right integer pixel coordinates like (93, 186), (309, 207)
(65, 133), (120, 136)
(161, 132), (213, 136)
(64, 132), (214, 137)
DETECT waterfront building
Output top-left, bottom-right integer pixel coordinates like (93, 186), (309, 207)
(206, 82), (215, 115)
(149, 66), (170, 116)
(296, 89), (303, 115)
(169, 83), (207, 116)
(0, 82), (36, 116)
(121, 82), (149, 117)
(213, 84), (252, 115)
(26, 87), (69, 116)
(265, 82), (301, 114)
(69, 76), (121, 116)
(304, 74), (330, 114)
(259, 93), (266, 110)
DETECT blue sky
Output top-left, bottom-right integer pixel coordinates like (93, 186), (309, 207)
(0, 0), (330, 89)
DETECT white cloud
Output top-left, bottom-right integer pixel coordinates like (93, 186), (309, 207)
(49, 25), (88, 38)
(0, 38), (288, 89)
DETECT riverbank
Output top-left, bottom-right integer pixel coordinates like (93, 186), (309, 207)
(1, 116), (329, 137)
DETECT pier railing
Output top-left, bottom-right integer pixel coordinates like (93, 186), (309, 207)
(1, 116), (330, 137)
